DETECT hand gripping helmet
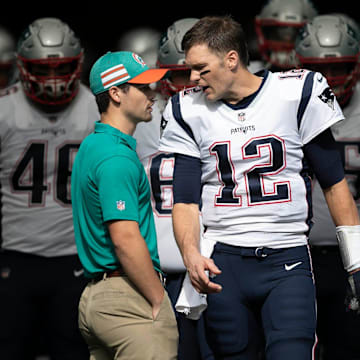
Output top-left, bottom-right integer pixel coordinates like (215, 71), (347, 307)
(157, 18), (199, 97)
(295, 14), (360, 106)
(255, 0), (317, 70)
(0, 26), (16, 88)
(116, 27), (161, 68)
(16, 18), (83, 106)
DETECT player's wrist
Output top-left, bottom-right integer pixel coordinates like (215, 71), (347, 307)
(183, 245), (201, 267)
(336, 225), (360, 272)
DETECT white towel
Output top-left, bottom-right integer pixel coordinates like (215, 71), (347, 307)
(175, 238), (217, 320)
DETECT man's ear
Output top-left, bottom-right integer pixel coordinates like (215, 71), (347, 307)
(225, 50), (240, 71)
(108, 86), (122, 104)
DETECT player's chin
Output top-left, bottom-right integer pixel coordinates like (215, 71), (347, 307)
(143, 112), (153, 122)
(204, 90), (220, 102)
(203, 86), (222, 102)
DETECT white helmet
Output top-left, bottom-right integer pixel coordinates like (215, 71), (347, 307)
(157, 18), (199, 97)
(16, 17), (83, 106)
(116, 27), (161, 68)
(295, 14), (360, 106)
(255, 0), (318, 70)
(0, 26), (16, 88)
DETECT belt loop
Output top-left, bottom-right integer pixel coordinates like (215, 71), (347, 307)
(103, 272), (107, 280)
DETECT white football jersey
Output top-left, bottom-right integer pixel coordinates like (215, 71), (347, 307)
(159, 69), (344, 248)
(310, 83), (360, 246)
(0, 82), (99, 256)
(133, 93), (186, 273)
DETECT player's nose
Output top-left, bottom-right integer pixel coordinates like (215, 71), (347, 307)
(190, 70), (201, 83)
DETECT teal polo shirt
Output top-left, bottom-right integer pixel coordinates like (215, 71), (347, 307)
(71, 121), (160, 278)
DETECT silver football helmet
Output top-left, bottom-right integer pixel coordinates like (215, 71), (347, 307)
(116, 27), (161, 68)
(157, 18), (199, 97)
(255, 0), (318, 70)
(16, 17), (83, 106)
(0, 26), (16, 88)
(295, 14), (360, 106)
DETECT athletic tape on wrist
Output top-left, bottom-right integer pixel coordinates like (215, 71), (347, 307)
(336, 225), (360, 272)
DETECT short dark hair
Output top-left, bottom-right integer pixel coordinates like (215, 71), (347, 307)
(182, 15), (249, 67)
(95, 83), (130, 114)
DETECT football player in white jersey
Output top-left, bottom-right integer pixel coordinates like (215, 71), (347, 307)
(159, 15), (360, 360)
(253, 0), (317, 72)
(133, 18), (215, 360)
(0, 18), (99, 359)
(295, 14), (360, 360)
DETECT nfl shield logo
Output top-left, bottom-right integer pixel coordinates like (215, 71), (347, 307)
(116, 200), (126, 211)
(238, 112), (246, 122)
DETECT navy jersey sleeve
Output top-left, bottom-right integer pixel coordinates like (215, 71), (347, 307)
(303, 128), (344, 189)
(173, 153), (202, 204)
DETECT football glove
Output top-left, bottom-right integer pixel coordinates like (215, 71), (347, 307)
(346, 270), (360, 313)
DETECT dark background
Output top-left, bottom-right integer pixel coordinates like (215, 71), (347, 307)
(1, 0), (358, 80)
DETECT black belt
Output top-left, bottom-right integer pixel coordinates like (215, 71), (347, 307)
(215, 242), (284, 258)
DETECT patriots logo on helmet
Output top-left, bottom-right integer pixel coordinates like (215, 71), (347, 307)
(318, 87), (335, 110)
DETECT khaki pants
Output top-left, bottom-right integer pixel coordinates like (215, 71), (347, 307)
(78, 275), (179, 360)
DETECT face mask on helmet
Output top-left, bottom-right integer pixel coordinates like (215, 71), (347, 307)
(159, 68), (195, 97)
(0, 62), (14, 89)
(255, 0), (318, 69)
(17, 55), (83, 105)
(256, 23), (304, 69)
(298, 59), (358, 106)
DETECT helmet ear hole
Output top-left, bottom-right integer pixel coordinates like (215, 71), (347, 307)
(16, 17), (83, 106)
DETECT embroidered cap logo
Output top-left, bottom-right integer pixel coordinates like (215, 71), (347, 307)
(132, 53), (146, 67)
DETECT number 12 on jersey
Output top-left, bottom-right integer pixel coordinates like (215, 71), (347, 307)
(210, 135), (291, 206)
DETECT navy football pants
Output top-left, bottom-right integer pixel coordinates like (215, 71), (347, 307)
(205, 243), (317, 360)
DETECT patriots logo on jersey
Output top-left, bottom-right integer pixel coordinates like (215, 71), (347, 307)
(160, 116), (168, 138)
(318, 87), (335, 110)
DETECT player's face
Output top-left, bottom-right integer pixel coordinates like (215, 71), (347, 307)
(121, 84), (156, 123)
(185, 44), (233, 102)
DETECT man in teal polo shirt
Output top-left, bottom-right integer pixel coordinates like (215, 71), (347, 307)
(71, 51), (178, 360)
